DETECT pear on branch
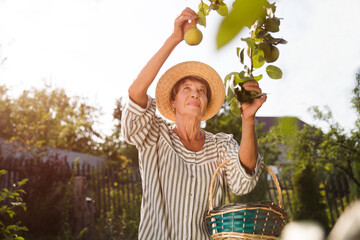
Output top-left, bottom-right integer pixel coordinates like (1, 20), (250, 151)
(184, 24), (203, 46)
(265, 45), (279, 63)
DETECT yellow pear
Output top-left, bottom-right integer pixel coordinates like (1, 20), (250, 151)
(184, 24), (203, 46)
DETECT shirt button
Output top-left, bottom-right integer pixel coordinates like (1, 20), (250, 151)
(189, 193), (193, 197)
(191, 175), (194, 179)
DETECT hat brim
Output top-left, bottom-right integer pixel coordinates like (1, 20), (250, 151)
(155, 61), (225, 121)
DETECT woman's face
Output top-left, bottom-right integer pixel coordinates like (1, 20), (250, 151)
(171, 79), (208, 119)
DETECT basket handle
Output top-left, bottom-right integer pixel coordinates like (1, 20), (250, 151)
(208, 160), (283, 212)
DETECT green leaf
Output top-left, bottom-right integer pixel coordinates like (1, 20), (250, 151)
(266, 65), (283, 79)
(255, 28), (268, 38)
(224, 72), (238, 83)
(277, 38), (288, 44)
(197, 10), (206, 27)
(254, 74), (263, 81)
(252, 49), (265, 69)
(216, 0), (268, 49)
(0, 169), (7, 176)
(264, 34), (287, 45)
(266, 3), (276, 17)
(240, 48), (245, 64)
(17, 178), (28, 187)
(241, 37), (255, 48)
(17, 189), (26, 194)
(7, 209), (15, 218)
(224, 74), (236, 98)
(236, 87), (251, 103)
(216, 4), (228, 16)
(264, 17), (280, 32)
(244, 65), (251, 76)
(198, 2), (209, 14)
(77, 227), (88, 238)
(236, 47), (241, 57)
(251, 19), (263, 30)
(235, 71), (250, 84)
(250, 92), (267, 99)
(6, 224), (17, 230)
(230, 97), (242, 117)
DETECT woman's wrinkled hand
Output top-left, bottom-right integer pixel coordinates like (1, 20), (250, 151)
(172, 8), (198, 43)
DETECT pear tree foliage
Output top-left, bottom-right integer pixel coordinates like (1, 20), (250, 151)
(197, 0), (287, 117)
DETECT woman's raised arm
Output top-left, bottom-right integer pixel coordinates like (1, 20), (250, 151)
(128, 8), (198, 108)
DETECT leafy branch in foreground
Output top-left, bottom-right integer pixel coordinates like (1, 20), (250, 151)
(194, 1), (287, 117)
(224, 2), (287, 117)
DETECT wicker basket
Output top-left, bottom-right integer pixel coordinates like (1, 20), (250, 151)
(204, 160), (287, 240)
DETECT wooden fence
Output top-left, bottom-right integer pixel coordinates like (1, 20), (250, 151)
(266, 172), (352, 226)
(0, 156), (142, 238)
(87, 165), (142, 220)
(0, 156), (354, 232)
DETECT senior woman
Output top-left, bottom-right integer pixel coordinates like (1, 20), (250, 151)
(121, 7), (267, 240)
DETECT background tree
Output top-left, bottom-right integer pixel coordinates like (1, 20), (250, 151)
(101, 97), (138, 168)
(261, 73), (360, 229)
(0, 86), (13, 139)
(308, 73), (360, 196)
(205, 104), (280, 166)
(0, 84), (102, 155)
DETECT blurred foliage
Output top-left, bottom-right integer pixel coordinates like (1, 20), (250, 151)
(292, 165), (329, 233)
(100, 97), (139, 168)
(0, 84), (102, 156)
(0, 169), (28, 240)
(90, 202), (139, 240)
(260, 73), (360, 230)
(0, 83), (138, 169)
(86, 162), (141, 240)
(18, 158), (74, 239)
(205, 104), (243, 141)
(205, 104), (280, 166)
(215, 0), (268, 48)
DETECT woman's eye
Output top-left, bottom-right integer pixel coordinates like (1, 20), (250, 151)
(200, 89), (206, 94)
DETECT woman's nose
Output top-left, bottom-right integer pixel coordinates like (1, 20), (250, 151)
(191, 93), (200, 99)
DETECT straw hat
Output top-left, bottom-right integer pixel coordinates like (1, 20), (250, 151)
(155, 61), (225, 121)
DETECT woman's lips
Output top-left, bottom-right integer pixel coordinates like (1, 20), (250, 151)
(187, 101), (200, 107)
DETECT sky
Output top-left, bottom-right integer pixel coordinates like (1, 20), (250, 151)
(1, 0), (360, 137)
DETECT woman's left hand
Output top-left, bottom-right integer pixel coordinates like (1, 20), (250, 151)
(240, 80), (267, 121)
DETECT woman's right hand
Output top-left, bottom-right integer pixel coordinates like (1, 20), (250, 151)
(172, 8), (198, 43)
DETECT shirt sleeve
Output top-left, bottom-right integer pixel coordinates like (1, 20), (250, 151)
(214, 132), (263, 196)
(121, 95), (163, 152)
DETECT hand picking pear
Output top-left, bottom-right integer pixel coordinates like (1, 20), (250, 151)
(184, 24), (203, 46)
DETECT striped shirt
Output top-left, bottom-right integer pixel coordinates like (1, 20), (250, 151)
(121, 96), (263, 240)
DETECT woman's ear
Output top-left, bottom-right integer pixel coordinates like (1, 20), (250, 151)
(171, 100), (176, 110)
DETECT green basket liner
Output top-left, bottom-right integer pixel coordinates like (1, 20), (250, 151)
(205, 202), (286, 237)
